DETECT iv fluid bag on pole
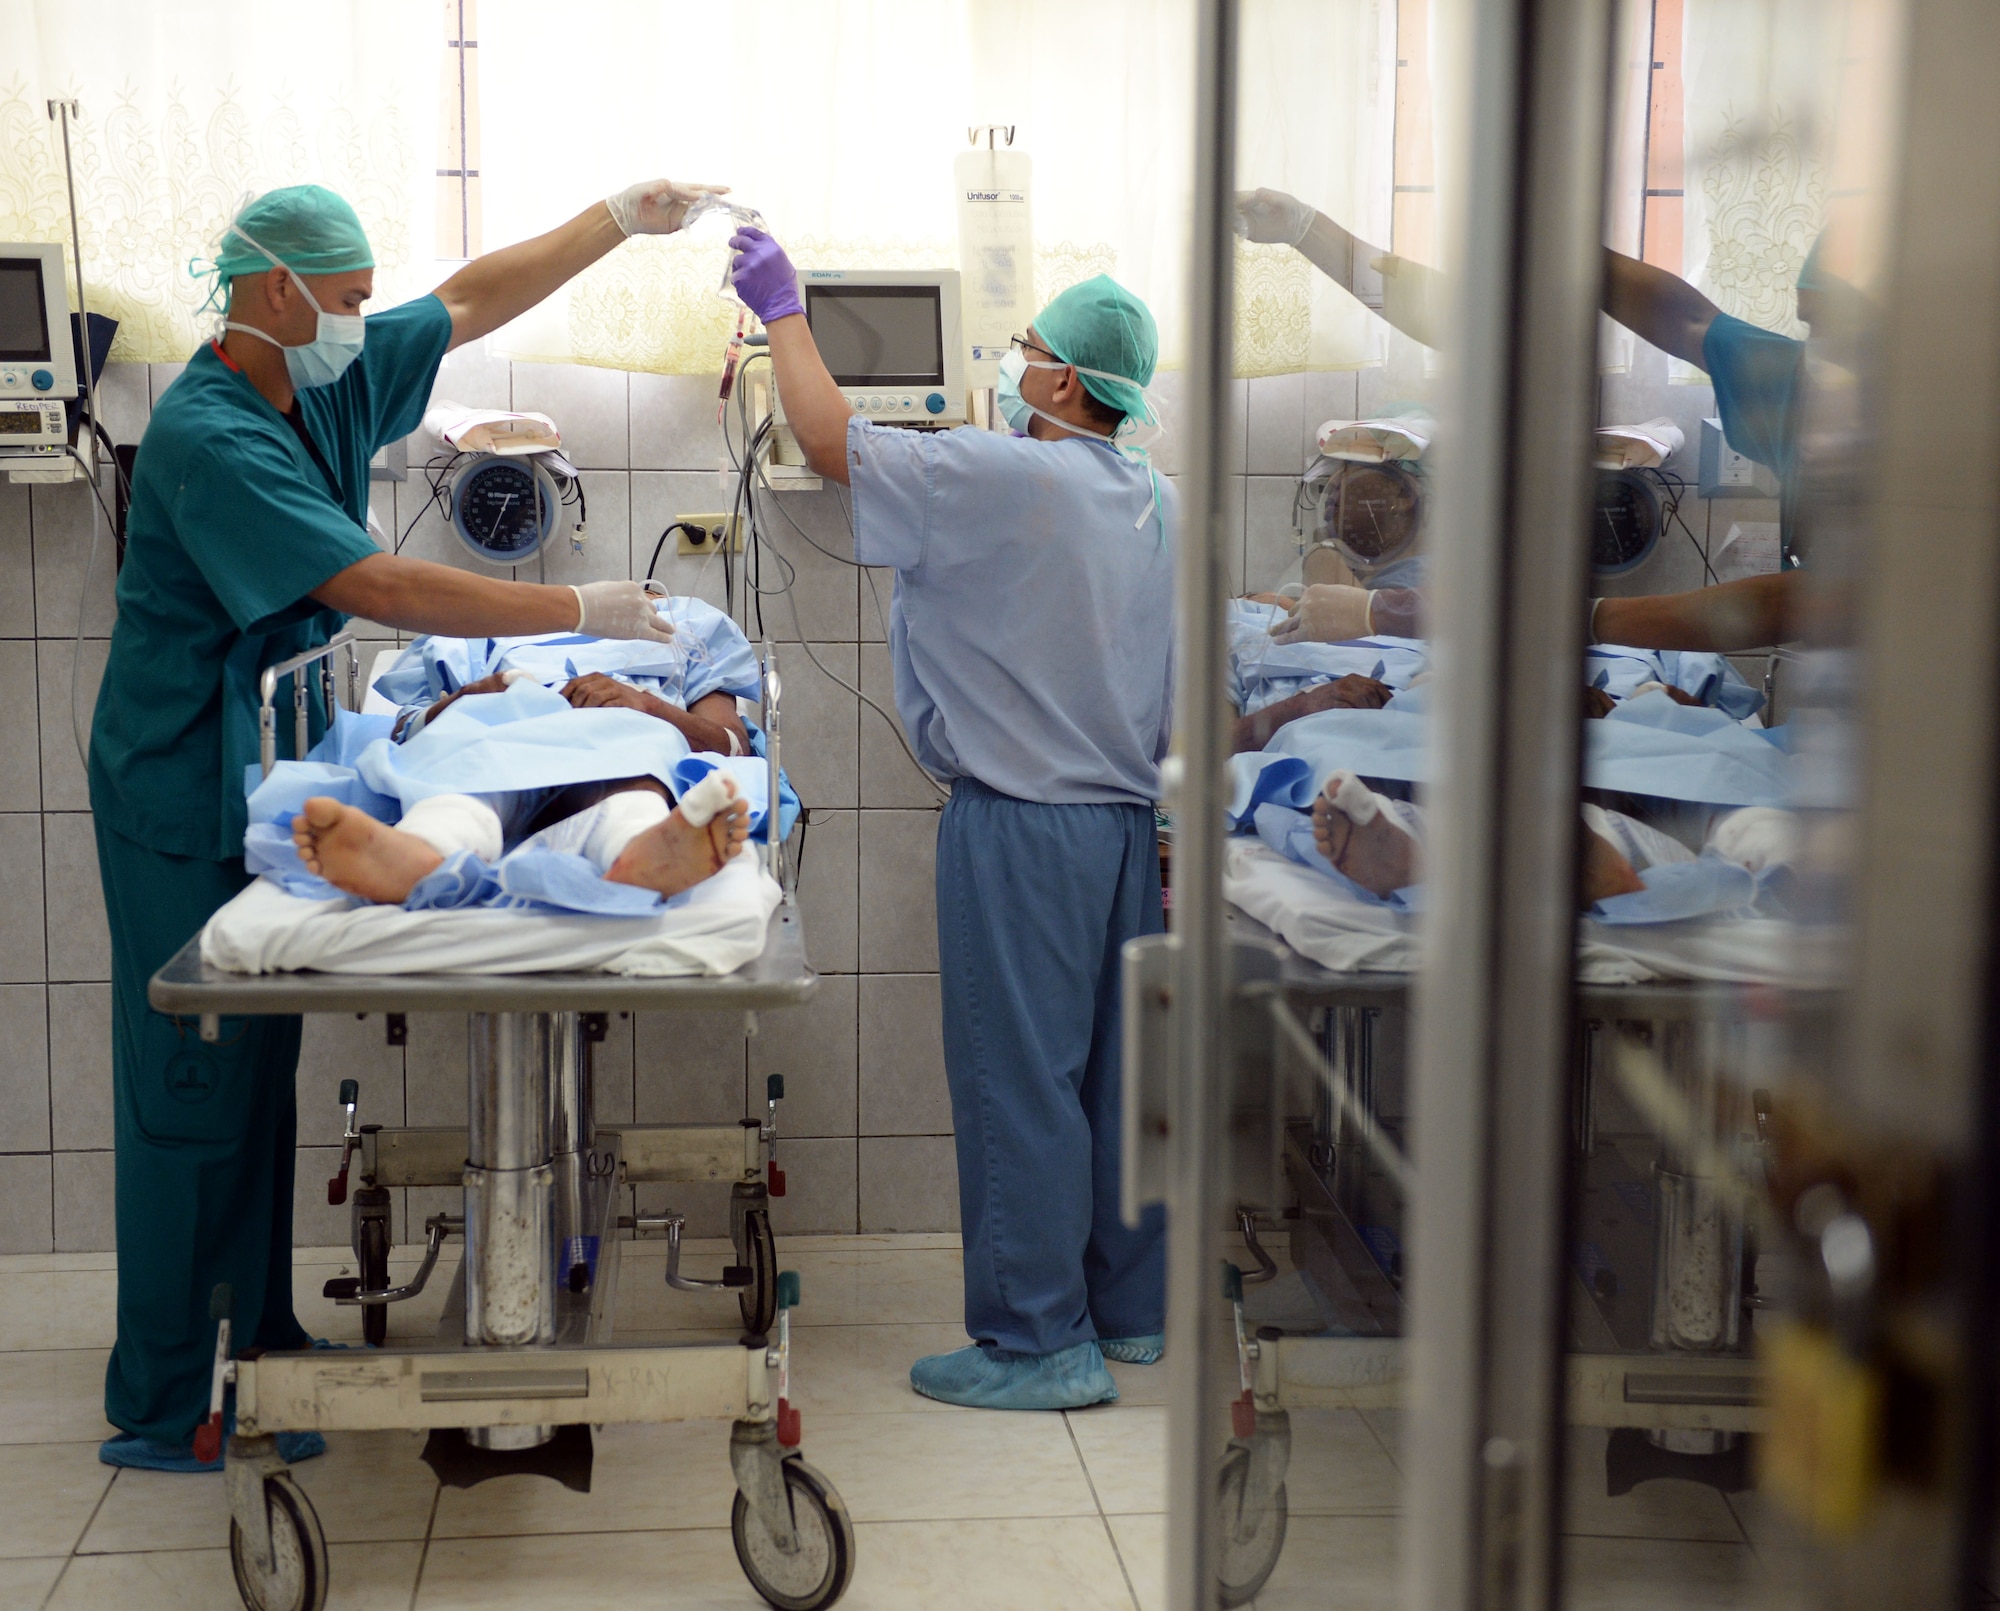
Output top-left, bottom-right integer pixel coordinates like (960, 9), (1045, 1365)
(954, 146), (1034, 390)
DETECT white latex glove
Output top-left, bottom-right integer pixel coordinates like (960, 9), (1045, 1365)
(1269, 583), (1372, 644)
(1235, 187), (1317, 247)
(572, 580), (677, 643)
(606, 179), (730, 237)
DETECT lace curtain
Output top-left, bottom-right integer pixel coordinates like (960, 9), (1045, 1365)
(478, 0), (1396, 377)
(1676, 0), (1867, 379)
(0, 1), (436, 362)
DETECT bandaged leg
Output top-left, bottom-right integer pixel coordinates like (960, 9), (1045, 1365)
(1706, 806), (1799, 873)
(522, 787), (671, 873)
(290, 793), (500, 905)
(604, 772), (754, 898)
(398, 794), (506, 861)
(1312, 771), (1424, 897)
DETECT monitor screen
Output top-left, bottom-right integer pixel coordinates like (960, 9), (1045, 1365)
(805, 285), (944, 388)
(0, 262), (50, 364)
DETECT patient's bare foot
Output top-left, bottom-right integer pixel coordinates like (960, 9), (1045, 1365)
(605, 779), (753, 898)
(1580, 825), (1646, 904)
(291, 797), (444, 904)
(1311, 773), (1419, 897)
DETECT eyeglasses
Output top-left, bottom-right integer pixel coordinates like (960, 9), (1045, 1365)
(1009, 333), (1058, 361)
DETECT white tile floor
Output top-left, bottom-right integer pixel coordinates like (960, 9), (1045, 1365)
(0, 1234), (1826, 1610)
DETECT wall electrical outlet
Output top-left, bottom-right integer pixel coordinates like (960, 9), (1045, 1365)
(1697, 417), (1780, 498)
(674, 513), (746, 555)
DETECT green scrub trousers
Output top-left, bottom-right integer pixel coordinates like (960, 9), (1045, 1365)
(96, 824), (308, 1442)
(88, 293), (453, 1442)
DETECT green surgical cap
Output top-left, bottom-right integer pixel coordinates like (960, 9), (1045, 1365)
(1033, 274), (1159, 421)
(211, 185), (374, 297)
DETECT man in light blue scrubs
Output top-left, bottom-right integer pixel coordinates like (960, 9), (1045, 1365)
(92, 176), (719, 1471)
(731, 227), (1174, 1410)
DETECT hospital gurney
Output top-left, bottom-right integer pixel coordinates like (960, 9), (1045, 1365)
(1128, 907), (1806, 1605)
(149, 635), (855, 1611)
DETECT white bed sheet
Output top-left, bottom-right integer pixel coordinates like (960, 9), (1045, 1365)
(203, 847), (781, 978)
(1222, 839), (1800, 986)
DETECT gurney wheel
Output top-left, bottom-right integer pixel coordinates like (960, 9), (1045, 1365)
(739, 1207), (778, 1335)
(1214, 1444), (1287, 1607)
(732, 1457), (856, 1610)
(358, 1217), (390, 1348)
(229, 1472), (329, 1611)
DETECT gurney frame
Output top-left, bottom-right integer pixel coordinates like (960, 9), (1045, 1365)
(1126, 906), (1799, 1606)
(150, 638), (855, 1611)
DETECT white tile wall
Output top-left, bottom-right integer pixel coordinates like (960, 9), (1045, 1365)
(0, 355), (964, 1251)
(20, 347), (1709, 1253)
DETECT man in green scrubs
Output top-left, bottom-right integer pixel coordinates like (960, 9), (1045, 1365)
(89, 177), (719, 1470)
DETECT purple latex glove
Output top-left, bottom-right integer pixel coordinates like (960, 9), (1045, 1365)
(728, 227), (804, 324)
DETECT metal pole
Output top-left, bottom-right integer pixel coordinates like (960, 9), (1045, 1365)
(1402, 0), (1612, 1603)
(464, 1011), (557, 1449)
(45, 100), (101, 480)
(763, 642), (783, 889)
(1166, 2), (1239, 1606)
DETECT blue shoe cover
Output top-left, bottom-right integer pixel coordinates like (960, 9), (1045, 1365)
(98, 1428), (327, 1471)
(909, 1341), (1119, 1410)
(1100, 1332), (1166, 1364)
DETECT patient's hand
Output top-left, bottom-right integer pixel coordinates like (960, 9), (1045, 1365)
(562, 672), (670, 718)
(1583, 685), (1616, 720)
(399, 670), (512, 738)
(1306, 674), (1394, 712)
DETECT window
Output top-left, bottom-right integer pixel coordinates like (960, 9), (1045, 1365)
(1638, 0), (1684, 272)
(438, 0), (482, 259)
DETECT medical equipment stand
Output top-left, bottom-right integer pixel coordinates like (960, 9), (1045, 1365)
(157, 637), (853, 1611)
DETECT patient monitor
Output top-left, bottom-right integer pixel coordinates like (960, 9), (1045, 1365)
(0, 244), (77, 461)
(787, 269), (966, 427)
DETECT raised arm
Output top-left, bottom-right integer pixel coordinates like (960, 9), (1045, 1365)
(1601, 248), (1723, 371)
(433, 180), (724, 351)
(730, 229), (855, 485)
(1237, 189), (1447, 348)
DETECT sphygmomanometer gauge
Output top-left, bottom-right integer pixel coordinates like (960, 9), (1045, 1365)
(1590, 468), (1661, 577)
(450, 453), (563, 566)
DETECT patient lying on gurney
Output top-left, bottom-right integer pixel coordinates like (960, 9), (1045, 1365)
(1307, 770), (1795, 919)
(1225, 594), (1757, 753)
(248, 593), (786, 916)
(290, 771), (751, 908)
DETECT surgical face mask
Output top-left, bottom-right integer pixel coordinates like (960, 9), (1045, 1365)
(222, 223), (366, 390)
(995, 347), (1166, 454)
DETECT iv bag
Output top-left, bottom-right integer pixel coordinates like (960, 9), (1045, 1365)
(954, 146), (1035, 389)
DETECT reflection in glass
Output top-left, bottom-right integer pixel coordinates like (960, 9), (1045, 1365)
(1563, 1), (1906, 1605)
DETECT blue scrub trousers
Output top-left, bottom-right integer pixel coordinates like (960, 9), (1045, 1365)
(935, 778), (1167, 1355)
(95, 822), (309, 1444)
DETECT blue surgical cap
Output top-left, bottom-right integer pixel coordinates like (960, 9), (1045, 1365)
(1033, 274), (1160, 421)
(202, 185), (375, 308)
